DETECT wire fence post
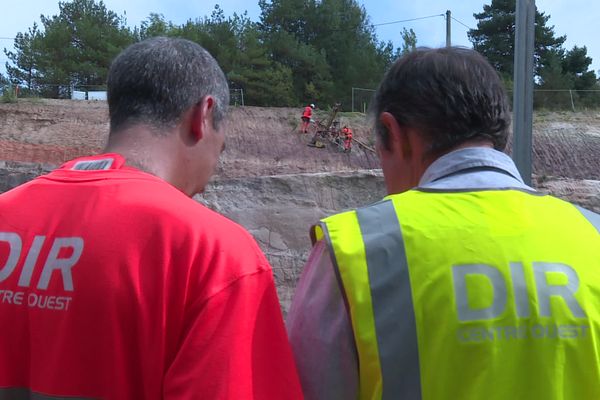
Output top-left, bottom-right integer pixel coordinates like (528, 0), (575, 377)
(229, 88), (244, 106)
(569, 90), (575, 112)
(351, 87), (376, 114)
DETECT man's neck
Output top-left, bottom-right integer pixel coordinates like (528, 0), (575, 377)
(104, 126), (191, 196)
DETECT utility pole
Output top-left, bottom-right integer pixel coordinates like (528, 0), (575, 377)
(512, 0), (535, 186)
(446, 10), (451, 47)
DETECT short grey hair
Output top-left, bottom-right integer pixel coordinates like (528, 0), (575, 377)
(107, 37), (229, 134)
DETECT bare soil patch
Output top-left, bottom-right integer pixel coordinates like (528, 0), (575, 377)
(0, 99), (598, 181)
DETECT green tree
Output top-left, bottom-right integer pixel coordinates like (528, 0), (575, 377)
(40, 0), (135, 91)
(561, 45), (600, 108)
(536, 50), (573, 109)
(258, 0), (332, 105)
(4, 23), (42, 89)
(468, 0), (566, 81)
(258, 0), (392, 108)
(6, 0), (135, 97)
(400, 28), (417, 55)
(169, 5), (295, 106)
(562, 45), (597, 91)
(309, 0), (393, 107)
(138, 13), (175, 39)
(174, 6), (241, 77)
(227, 18), (295, 106)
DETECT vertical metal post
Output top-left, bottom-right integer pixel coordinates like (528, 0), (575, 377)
(512, 0), (535, 186)
(352, 87), (355, 113)
(241, 88), (244, 106)
(446, 10), (451, 47)
(569, 90), (575, 112)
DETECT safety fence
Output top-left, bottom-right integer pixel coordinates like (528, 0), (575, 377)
(525, 90), (600, 112)
(3, 83), (600, 111)
(0, 84), (105, 101)
(351, 87), (600, 114)
(351, 87), (376, 113)
(0, 83), (245, 106)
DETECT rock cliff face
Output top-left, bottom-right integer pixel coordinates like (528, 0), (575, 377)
(198, 170), (386, 311)
(0, 100), (599, 312)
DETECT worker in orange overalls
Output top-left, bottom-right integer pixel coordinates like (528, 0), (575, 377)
(341, 125), (353, 152)
(301, 103), (315, 133)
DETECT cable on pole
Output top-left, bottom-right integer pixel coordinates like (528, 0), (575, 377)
(372, 14), (445, 28)
(450, 16), (473, 30)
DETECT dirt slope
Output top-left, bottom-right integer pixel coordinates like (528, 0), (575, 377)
(0, 100), (381, 175)
(529, 112), (600, 180)
(0, 100), (599, 181)
(216, 106), (380, 177)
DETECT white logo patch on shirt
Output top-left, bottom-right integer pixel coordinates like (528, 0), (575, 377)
(72, 158), (114, 171)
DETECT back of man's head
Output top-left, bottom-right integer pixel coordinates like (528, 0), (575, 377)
(372, 47), (510, 155)
(107, 37), (229, 135)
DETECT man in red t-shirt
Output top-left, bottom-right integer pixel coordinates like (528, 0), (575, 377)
(301, 103), (315, 133)
(0, 37), (302, 399)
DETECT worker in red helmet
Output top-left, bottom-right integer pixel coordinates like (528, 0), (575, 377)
(341, 125), (353, 152)
(301, 103), (315, 133)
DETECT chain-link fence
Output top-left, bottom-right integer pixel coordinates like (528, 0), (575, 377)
(3, 83), (600, 111)
(351, 87), (376, 114)
(1, 83), (246, 106)
(531, 90), (600, 111)
(0, 84), (106, 101)
(350, 87), (600, 114)
(230, 88), (244, 106)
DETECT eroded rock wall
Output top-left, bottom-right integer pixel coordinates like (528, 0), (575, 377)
(198, 170), (386, 311)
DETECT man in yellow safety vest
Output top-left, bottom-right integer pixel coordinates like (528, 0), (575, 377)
(287, 47), (600, 400)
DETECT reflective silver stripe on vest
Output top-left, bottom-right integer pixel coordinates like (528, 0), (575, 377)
(576, 206), (600, 234)
(356, 200), (422, 400)
(0, 388), (93, 400)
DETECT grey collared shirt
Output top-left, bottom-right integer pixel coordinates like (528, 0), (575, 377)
(286, 147), (532, 400)
(419, 147), (532, 190)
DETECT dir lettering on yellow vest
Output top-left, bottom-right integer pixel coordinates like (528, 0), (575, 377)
(452, 261), (589, 343)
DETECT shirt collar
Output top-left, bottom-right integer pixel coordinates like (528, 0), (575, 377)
(419, 147), (525, 186)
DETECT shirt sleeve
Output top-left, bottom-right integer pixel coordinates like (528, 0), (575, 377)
(286, 240), (359, 400)
(163, 269), (303, 399)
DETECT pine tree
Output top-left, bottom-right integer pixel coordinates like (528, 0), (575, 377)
(468, 0), (565, 80)
(258, 0), (393, 108)
(6, 0), (135, 97)
(3, 23), (42, 90)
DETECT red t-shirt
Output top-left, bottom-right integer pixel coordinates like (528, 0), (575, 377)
(302, 106), (312, 119)
(0, 154), (302, 399)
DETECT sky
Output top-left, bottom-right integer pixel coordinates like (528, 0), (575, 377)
(0, 0), (598, 78)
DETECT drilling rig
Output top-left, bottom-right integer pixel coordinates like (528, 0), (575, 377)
(306, 103), (375, 153)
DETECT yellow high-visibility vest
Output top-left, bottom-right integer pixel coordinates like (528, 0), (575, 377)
(314, 189), (600, 400)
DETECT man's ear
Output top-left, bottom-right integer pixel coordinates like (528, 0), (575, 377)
(190, 96), (215, 141)
(379, 112), (411, 158)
